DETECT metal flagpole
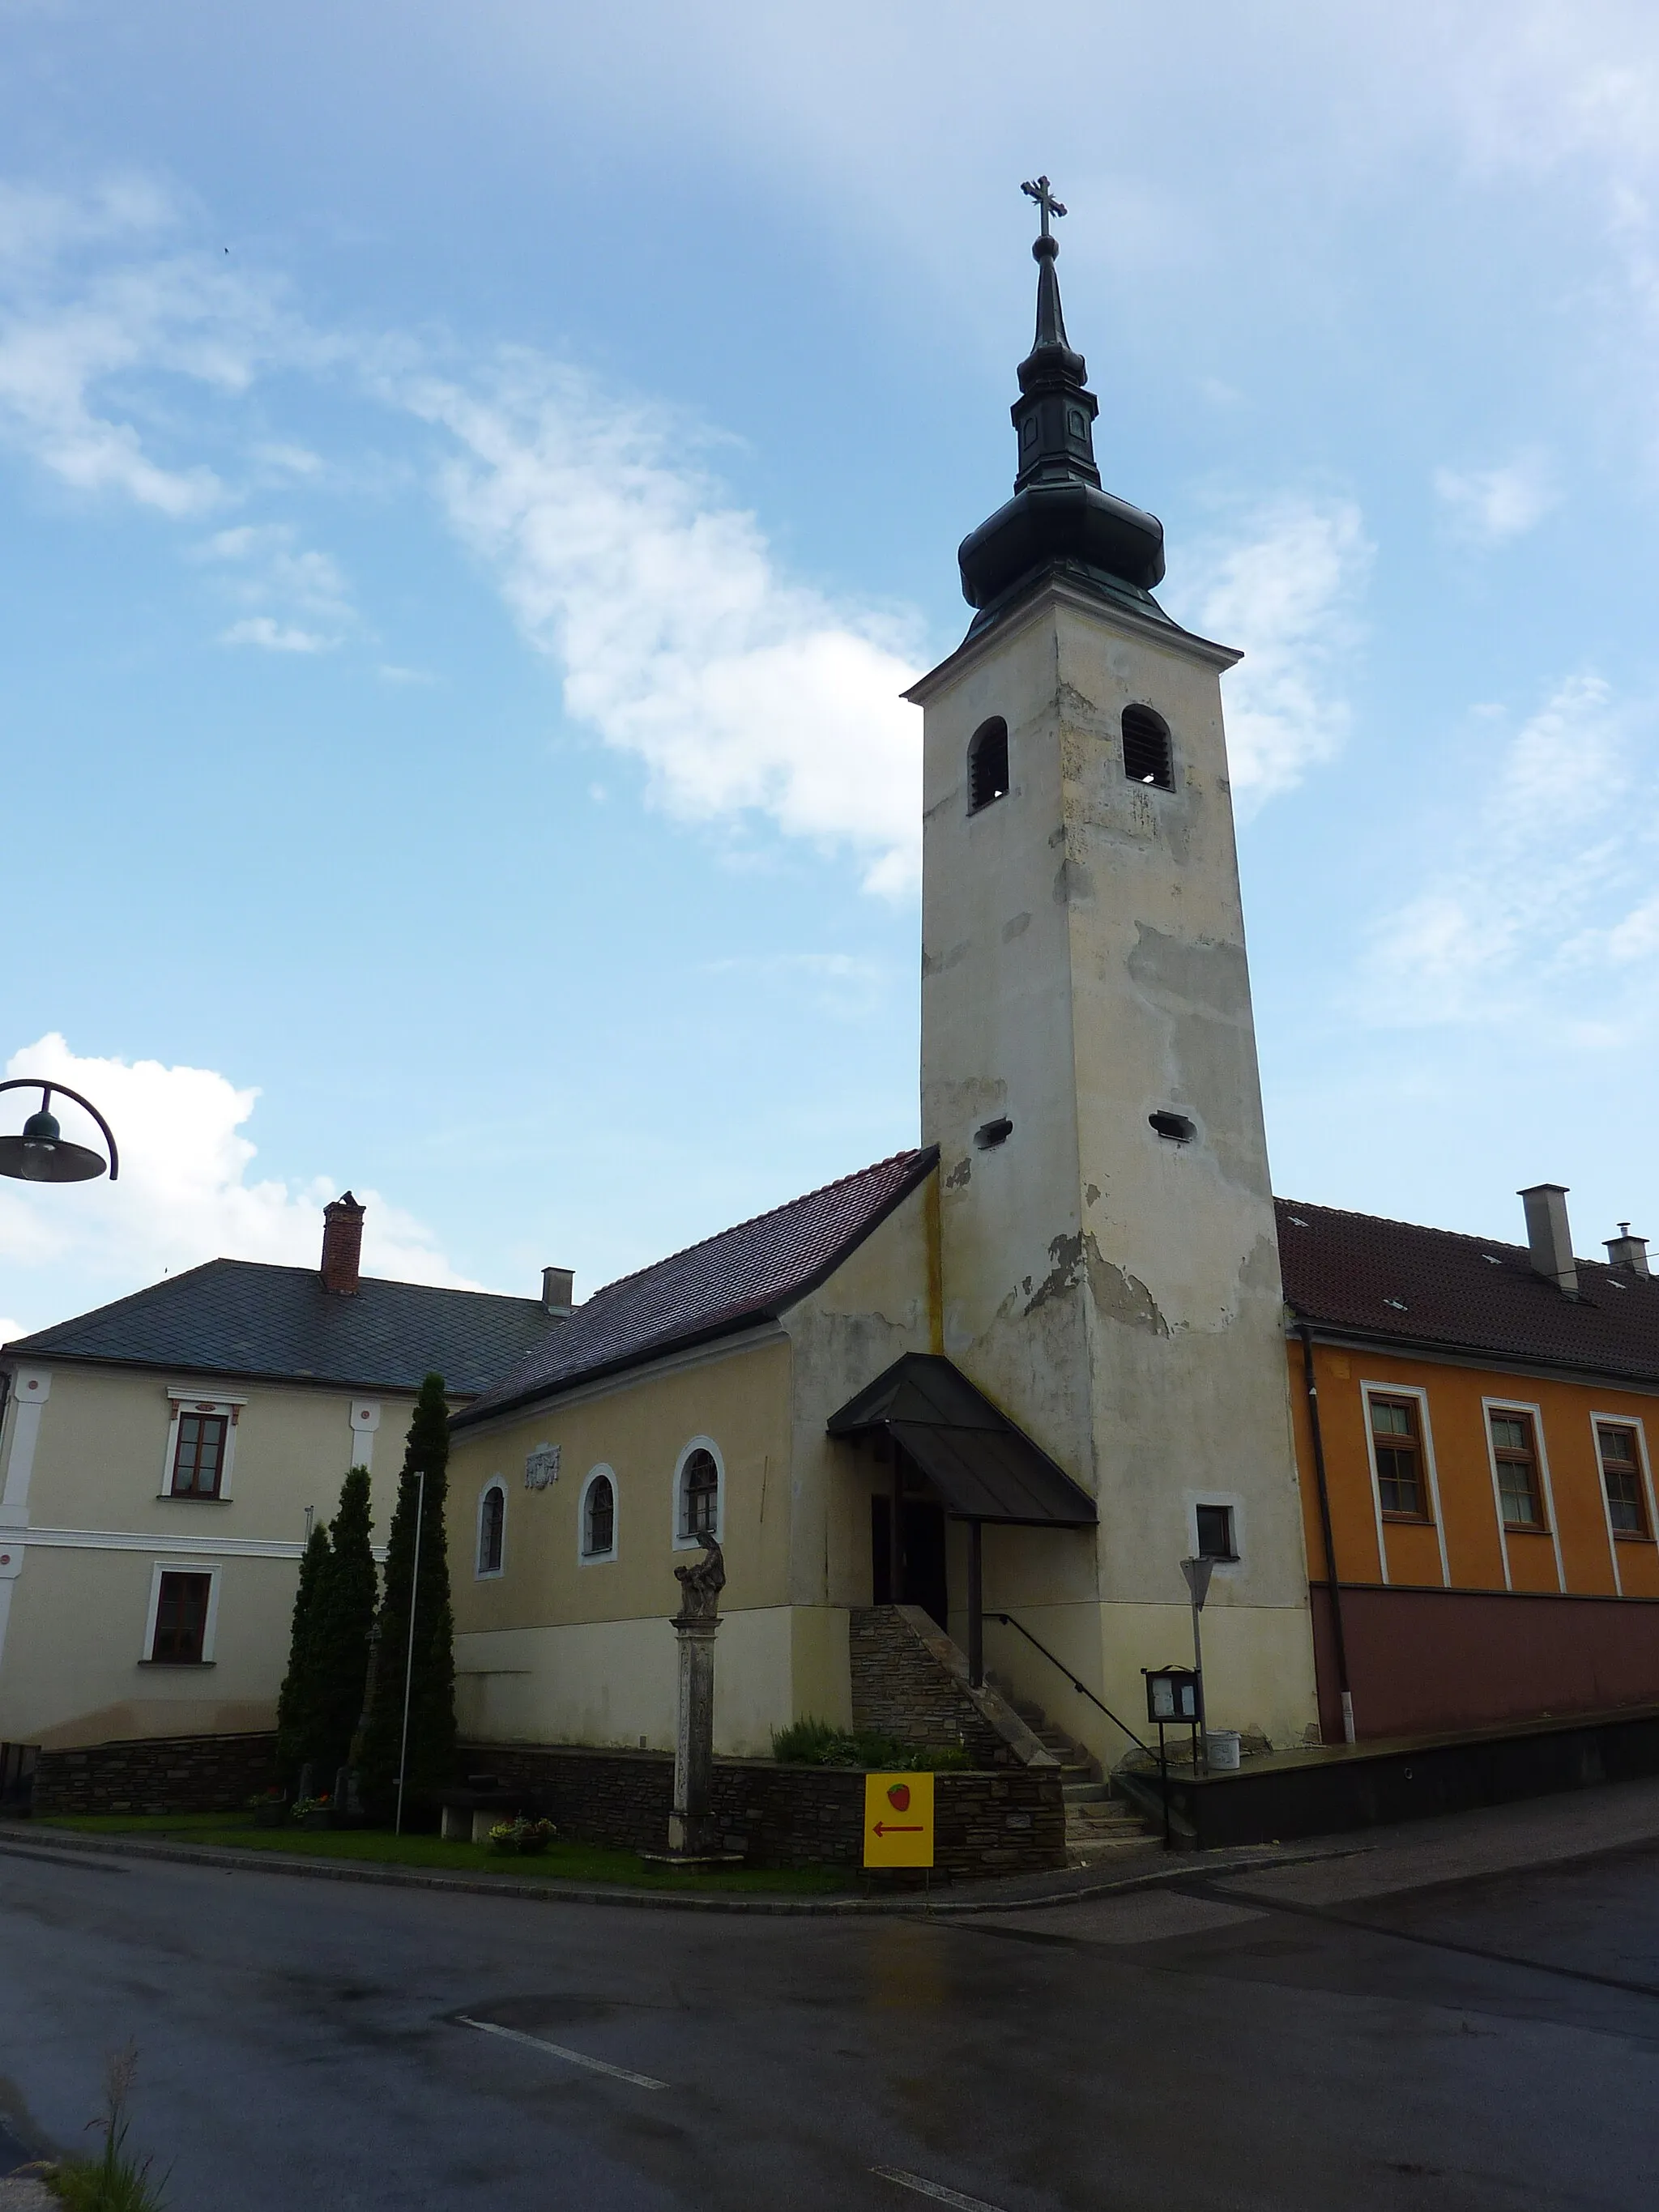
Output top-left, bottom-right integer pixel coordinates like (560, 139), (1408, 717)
(394, 1466), (425, 1836)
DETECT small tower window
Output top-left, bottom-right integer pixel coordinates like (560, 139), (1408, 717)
(1149, 1110), (1196, 1144)
(1122, 705), (1173, 791)
(968, 718), (1010, 812)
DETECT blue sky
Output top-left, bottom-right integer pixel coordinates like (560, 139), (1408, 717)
(3, 1), (1659, 1336)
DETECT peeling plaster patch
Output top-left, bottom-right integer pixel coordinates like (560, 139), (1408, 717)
(1126, 923), (1252, 1025)
(1001, 911), (1032, 944)
(1026, 1230), (1084, 1315)
(921, 939), (970, 978)
(1240, 1231), (1283, 1295)
(945, 1155), (972, 1190)
(1085, 1234), (1169, 1336)
(1052, 858), (1097, 907)
(1085, 1183), (1101, 1206)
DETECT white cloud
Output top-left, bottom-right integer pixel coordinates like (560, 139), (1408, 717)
(1434, 453), (1558, 545)
(1171, 497), (1371, 811)
(0, 1034), (479, 1334)
(397, 360), (926, 896)
(0, 178), (319, 515)
(1363, 673), (1659, 1029)
(220, 616), (333, 653)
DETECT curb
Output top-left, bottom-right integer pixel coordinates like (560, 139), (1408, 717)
(0, 1825), (1358, 1917)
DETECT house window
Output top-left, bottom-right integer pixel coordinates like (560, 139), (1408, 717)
(1370, 1397), (1427, 1517)
(1122, 705), (1174, 791)
(1491, 1411), (1544, 1528)
(477, 1481), (505, 1576)
(151, 1571), (212, 1664)
(1598, 1425), (1649, 1537)
(967, 718), (1009, 812)
(584, 1473), (616, 1560)
(1195, 1503), (1237, 1560)
(171, 1413), (228, 1498)
(679, 1447), (721, 1541)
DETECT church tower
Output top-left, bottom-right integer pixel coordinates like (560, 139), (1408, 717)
(909, 182), (1320, 1751)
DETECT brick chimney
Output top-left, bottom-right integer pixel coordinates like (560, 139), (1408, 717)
(541, 1265), (574, 1317)
(1606, 1221), (1650, 1276)
(1520, 1183), (1577, 1297)
(321, 1191), (365, 1295)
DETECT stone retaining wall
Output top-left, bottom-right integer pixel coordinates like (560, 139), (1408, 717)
(32, 1732), (277, 1818)
(463, 1742), (1065, 1878)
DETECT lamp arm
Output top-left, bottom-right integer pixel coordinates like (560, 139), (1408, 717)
(0, 1077), (120, 1181)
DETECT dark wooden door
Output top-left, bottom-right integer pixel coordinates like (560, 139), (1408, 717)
(870, 1496), (949, 1630)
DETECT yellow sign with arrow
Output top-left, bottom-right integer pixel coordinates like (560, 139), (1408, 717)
(863, 1771), (935, 1868)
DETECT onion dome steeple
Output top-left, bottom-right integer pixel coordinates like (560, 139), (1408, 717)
(957, 179), (1166, 628)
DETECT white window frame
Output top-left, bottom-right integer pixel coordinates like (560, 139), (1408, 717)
(1589, 1411), (1657, 1596)
(1359, 1382), (1449, 1588)
(1183, 1490), (1243, 1577)
(475, 1477), (507, 1580)
(1481, 1396), (1563, 1593)
(672, 1436), (725, 1550)
(578, 1463), (619, 1566)
(160, 1389), (247, 1500)
(348, 1400), (381, 1473)
(140, 1558), (221, 1664)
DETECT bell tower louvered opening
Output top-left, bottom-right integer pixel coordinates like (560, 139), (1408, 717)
(1122, 704), (1173, 791)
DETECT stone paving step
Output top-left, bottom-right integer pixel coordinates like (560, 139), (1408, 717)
(1063, 1779), (1111, 1805)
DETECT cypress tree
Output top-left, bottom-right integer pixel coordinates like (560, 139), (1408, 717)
(275, 1522), (330, 1783)
(362, 1374), (457, 1806)
(307, 1466), (379, 1781)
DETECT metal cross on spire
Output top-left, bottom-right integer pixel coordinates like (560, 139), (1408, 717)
(1021, 176), (1067, 238)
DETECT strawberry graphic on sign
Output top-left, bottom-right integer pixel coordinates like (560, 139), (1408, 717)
(886, 1783), (911, 1811)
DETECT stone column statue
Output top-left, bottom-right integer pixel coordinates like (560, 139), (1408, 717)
(667, 1532), (725, 1857)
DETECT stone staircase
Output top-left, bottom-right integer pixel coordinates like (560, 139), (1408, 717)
(986, 1671), (1158, 1865)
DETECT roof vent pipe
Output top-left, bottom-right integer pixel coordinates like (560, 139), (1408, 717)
(1605, 1222), (1650, 1276)
(541, 1266), (575, 1316)
(1519, 1183), (1577, 1298)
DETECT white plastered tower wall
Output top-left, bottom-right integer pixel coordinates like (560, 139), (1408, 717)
(914, 576), (1320, 1756)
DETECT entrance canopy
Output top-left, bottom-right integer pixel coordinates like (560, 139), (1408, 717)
(827, 1353), (1097, 1527)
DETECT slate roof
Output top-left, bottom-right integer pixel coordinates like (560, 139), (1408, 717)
(1277, 1198), (1659, 1387)
(827, 1353), (1097, 1525)
(454, 1148), (940, 1429)
(2, 1262), (560, 1400)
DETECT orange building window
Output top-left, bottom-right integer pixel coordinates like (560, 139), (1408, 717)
(1369, 1396), (1427, 1517)
(1597, 1425), (1649, 1537)
(1490, 1412), (1544, 1529)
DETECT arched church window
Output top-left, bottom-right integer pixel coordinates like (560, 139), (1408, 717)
(1122, 705), (1174, 791)
(476, 1480), (505, 1577)
(582, 1469), (616, 1561)
(967, 718), (1010, 812)
(677, 1445), (722, 1541)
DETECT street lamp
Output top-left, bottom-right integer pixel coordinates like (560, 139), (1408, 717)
(0, 1079), (119, 1185)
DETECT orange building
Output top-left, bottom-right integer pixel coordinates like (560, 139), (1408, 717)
(1280, 1187), (1659, 1743)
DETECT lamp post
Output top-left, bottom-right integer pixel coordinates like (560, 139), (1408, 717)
(0, 1080), (119, 1184)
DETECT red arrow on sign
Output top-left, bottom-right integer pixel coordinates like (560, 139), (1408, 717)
(872, 1822), (923, 1836)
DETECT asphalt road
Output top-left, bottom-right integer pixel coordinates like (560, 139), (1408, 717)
(2, 1792), (1657, 2212)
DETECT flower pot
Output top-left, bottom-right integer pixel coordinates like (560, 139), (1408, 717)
(301, 1809), (334, 1831)
(252, 1803), (288, 1829)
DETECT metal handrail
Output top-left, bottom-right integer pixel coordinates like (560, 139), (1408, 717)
(987, 1611), (1152, 1758)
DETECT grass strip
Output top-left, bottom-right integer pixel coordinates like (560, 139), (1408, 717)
(38, 1813), (848, 1895)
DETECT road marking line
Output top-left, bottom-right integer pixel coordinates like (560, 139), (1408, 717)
(873, 2168), (1008, 2211)
(455, 2015), (671, 2088)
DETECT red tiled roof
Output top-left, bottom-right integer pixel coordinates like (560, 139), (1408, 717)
(1277, 1198), (1659, 1386)
(454, 1148), (939, 1427)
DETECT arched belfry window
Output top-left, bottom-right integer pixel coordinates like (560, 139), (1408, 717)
(476, 1480), (505, 1578)
(1122, 705), (1174, 791)
(967, 717), (1010, 812)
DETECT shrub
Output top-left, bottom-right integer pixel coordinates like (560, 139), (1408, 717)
(770, 1719), (970, 1771)
(487, 1817), (557, 1856)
